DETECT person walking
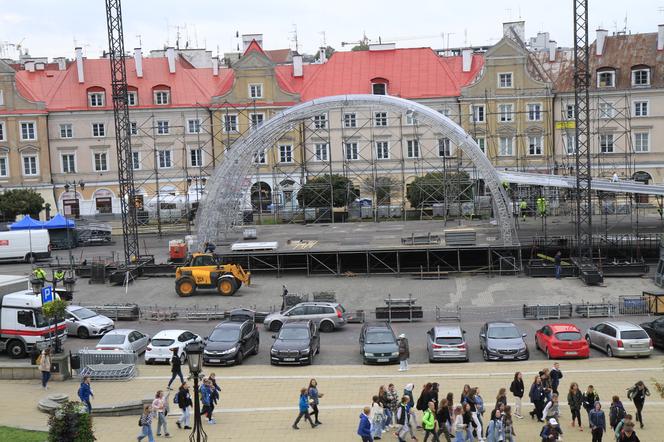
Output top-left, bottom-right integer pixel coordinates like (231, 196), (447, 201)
(519, 199), (527, 221)
(292, 387), (317, 430)
(370, 395), (385, 440)
(540, 418), (563, 441)
(474, 386), (485, 437)
(167, 348), (184, 391)
(38, 347), (52, 390)
(403, 383), (418, 430)
(485, 409), (504, 442)
(209, 373), (221, 408)
(308, 378), (324, 425)
(452, 405), (466, 442)
(589, 401), (606, 442)
(417, 383), (433, 413)
(529, 376), (546, 422)
(567, 382), (584, 431)
(503, 406), (516, 442)
(617, 421), (640, 442)
(175, 382), (192, 430)
(397, 333), (410, 371)
(550, 362), (563, 395)
(462, 403), (474, 441)
(583, 385), (600, 417)
(542, 393), (560, 422)
(495, 388), (507, 411)
(436, 398), (452, 442)
(609, 396), (626, 431)
(423, 400), (440, 442)
(614, 414), (633, 441)
(395, 396), (412, 442)
(151, 390), (170, 437)
(78, 376), (94, 414)
(385, 383), (400, 428)
(467, 388), (484, 441)
(137, 404), (155, 442)
(509, 372), (524, 419)
(358, 406), (373, 442)
(200, 379), (215, 424)
(554, 251), (562, 279)
(627, 381), (649, 429)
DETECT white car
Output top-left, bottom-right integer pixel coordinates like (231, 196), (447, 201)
(96, 329), (150, 354)
(145, 329), (202, 365)
(65, 305), (115, 339)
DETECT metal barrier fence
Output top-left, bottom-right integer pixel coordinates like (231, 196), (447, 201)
(522, 304), (574, 320)
(79, 363), (137, 381)
(617, 296), (650, 315)
(83, 304), (140, 321)
(76, 349), (139, 381)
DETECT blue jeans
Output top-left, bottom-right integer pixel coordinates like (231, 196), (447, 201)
(384, 408), (393, 426)
(41, 370), (51, 387)
(555, 264), (561, 279)
(138, 424), (154, 442)
(168, 370), (184, 388)
(83, 400), (92, 414)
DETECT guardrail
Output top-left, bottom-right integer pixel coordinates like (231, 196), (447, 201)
(75, 349), (138, 381)
(522, 304), (573, 320)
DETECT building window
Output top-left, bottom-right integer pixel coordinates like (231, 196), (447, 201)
(156, 120), (170, 135)
(59, 123), (73, 139)
(158, 150), (172, 168)
(599, 134), (614, 153)
(634, 132), (649, 152)
(565, 133), (576, 155)
(248, 84), (263, 99)
(313, 114), (327, 129)
(94, 152), (108, 171)
(127, 91), (137, 106)
(406, 139), (420, 158)
(376, 141), (389, 160)
(498, 104), (514, 122)
(475, 137), (486, 153)
(634, 101), (648, 117)
(92, 123), (105, 137)
(498, 73), (513, 88)
(20, 122), (37, 140)
(314, 143), (328, 161)
(187, 119), (201, 134)
(131, 151), (141, 170)
(130, 122), (138, 135)
(0, 90), (3, 106)
(528, 135), (543, 155)
(224, 114), (238, 132)
(250, 113), (264, 129)
(154, 90), (170, 105)
(61, 153), (76, 173)
(253, 150), (266, 164)
(406, 113), (418, 125)
(88, 92), (104, 107)
(439, 108), (452, 117)
(0, 156), (7, 177)
(22, 155), (38, 176)
(190, 148), (202, 167)
(0, 122), (5, 141)
(345, 142), (359, 160)
(566, 104), (575, 120)
(372, 83), (387, 95)
(498, 137), (513, 156)
(374, 112), (388, 127)
(597, 70), (615, 88)
(527, 103), (542, 121)
(438, 138), (452, 157)
(471, 105), (485, 123)
(279, 144), (293, 163)
(343, 113), (356, 128)
(632, 69), (650, 86)
(598, 102), (615, 119)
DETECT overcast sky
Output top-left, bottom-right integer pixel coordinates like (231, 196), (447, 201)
(0, 0), (662, 60)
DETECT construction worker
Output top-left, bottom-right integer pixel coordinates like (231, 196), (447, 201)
(53, 270), (65, 288)
(203, 242), (216, 254)
(519, 199), (527, 221)
(536, 197), (548, 218)
(32, 267), (47, 281)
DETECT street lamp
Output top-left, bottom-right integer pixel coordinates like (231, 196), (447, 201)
(185, 342), (207, 442)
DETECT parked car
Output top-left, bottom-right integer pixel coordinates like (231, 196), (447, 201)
(270, 320), (319, 365)
(203, 311), (260, 366)
(641, 316), (664, 348)
(145, 330), (202, 364)
(535, 323), (589, 359)
(263, 302), (348, 332)
(65, 305), (115, 339)
(585, 321), (653, 358)
(426, 325), (468, 362)
(479, 322), (529, 361)
(359, 322), (400, 364)
(95, 329), (150, 354)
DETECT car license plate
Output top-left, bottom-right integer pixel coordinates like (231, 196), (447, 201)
(377, 358), (389, 362)
(156, 358), (167, 362)
(208, 359), (220, 363)
(284, 358), (296, 362)
(502, 355), (514, 360)
(565, 351), (577, 355)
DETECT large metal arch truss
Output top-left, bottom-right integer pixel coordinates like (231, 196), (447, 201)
(195, 94), (518, 247)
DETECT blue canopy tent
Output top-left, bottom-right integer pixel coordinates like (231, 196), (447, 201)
(44, 213), (75, 229)
(8, 215), (45, 230)
(43, 213), (77, 249)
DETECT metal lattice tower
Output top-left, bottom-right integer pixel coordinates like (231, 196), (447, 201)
(105, 0), (140, 264)
(573, 0), (593, 260)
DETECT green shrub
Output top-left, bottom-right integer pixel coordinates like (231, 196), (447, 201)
(48, 401), (95, 442)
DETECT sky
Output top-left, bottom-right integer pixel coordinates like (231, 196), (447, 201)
(0, 0), (662, 60)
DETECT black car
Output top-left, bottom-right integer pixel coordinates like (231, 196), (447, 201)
(203, 310), (259, 366)
(359, 322), (400, 364)
(641, 316), (664, 348)
(270, 320), (320, 365)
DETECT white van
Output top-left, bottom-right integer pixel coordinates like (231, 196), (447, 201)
(0, 230), (51, 263)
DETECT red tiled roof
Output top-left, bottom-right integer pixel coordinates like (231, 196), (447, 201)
(243, 40), (267, 58)
(265, 48), (292, 64)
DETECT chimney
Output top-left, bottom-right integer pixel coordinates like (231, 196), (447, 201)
(503, 20), (526, 41)
(54, 57), (66, 71)
(292, 54), (303, 77)
(212, 57), (219, 76)
(134, 48), (143, 78)
(318, 47), (327, 63)
(595, 29), (608, 56)
(166, 47), (176, 73)
(461, 49), (473, 72)
(658, 24), (664, 51)
(548, 41), (557, 62)
(75, 47), (84, 83)
(25, 61), (35, 72)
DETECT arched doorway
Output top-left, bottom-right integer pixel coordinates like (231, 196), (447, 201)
(250, 181), (272, 212)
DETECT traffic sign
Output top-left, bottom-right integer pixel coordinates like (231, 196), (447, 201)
(41, 286), (54, 304)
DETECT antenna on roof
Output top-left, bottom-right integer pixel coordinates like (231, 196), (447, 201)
(291, 24), (299, 53)
(136, 34), (142, 47)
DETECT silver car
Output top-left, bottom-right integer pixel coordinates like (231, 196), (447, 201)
(65, 305), (115, 339)
(426, 325), (469, 362)
(586, 321), (653, 358)
(95, 329), (150, 354)
(264, 302), (348, 332)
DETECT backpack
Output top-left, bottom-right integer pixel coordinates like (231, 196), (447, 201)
(626, 387), (636, 400)
(610, 404), (626, 428)
(173, 393), (179, 405)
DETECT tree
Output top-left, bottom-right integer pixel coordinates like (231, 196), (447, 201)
(351, 42), (369, 51)
(406, 172), (473, 208)
(0, 188), (45, 220)
(297, 175), (358, 208)
(43, 299), (67, 354)
(363, 176), (399, 205)
(315, 46), (336, 61)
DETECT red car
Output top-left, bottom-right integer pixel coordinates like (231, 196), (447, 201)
(535, 323), (589, 359)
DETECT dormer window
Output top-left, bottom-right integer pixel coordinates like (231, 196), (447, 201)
(371, 78), (388, 95)
(597, 69), (615, 88)
(632, 67), (650, 87)
(249, 84), (263, 99)
(154, 90), (170, 105)
(88, 92), (105, 107)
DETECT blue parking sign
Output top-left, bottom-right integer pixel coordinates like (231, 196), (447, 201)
(41, 286), (54, 304)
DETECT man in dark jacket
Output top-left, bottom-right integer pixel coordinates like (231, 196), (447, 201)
(357, 406), (373, 441)
(398, 334), (410, 372)
(167, 348), (184, 390)
(550, 362), (563, 395)
(78, 376), (93, 413)
(175, 382), (193, 430)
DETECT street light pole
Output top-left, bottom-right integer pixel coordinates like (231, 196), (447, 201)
(185, 342), (207, 442)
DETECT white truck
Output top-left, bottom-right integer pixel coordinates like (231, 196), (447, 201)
(0, 276), (66, 358)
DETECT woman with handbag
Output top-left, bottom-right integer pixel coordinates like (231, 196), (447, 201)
(38, 347), (52, 390)
(137, 405), (155, 442)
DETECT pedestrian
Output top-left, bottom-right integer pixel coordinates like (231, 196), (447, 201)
(617, 420), (640, 442)
(38, 347), (52, 390)
(292, 387), (317, 430)
(137, 404), (154, 442)
(540, 417), (563, 441)
(385, 383), (400, 428)
(509, 372), (524, 419)
(309, 378), (324, 425)
(529, 376), (545, 422)
(403, 383), (417, 429)
(503, 405), (516, 442)
(209, 373), (221, 408)
(550, 362), (563, 395)
(627, 381), (649, 429)
(397, 333), (410, 371)
(612, 172), (619, 183)
(519, 199), (527, 221)
(436, 398), (452, 442)
(460, 384), (471, 405)
(540, 368), (553, 400)
(467, 387), (484, 441)
(358, 406), (373, 442)
(203, 242), (216, 253)
(554, 251), (562, 279)
(167, 348), (184, 391)
(151, 390), (170, 438)
(589, 401), (606, 442)
(370, 395), (385, 440)
(395, 396), (411, 442)
(430, 383), (440, 410)
(78, 376), (94, 414)
(423, 400), (440, 442)
(462, 403), (474, 441)
(474, 386), (485, 436)
(614, 414), (633, 441)
(583, 385), (600, 417)
(542, 392), (560, 422)
(175, 382), (192, 430)
(453, 405), (466, 442)
(495, 388), (507, 411)
(417, 383), (433, 413)
(567, 382), (584, 431)
(485, 409), (504, 442)
(200, 379), (215, 424)
(609, 395), (626, 431)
